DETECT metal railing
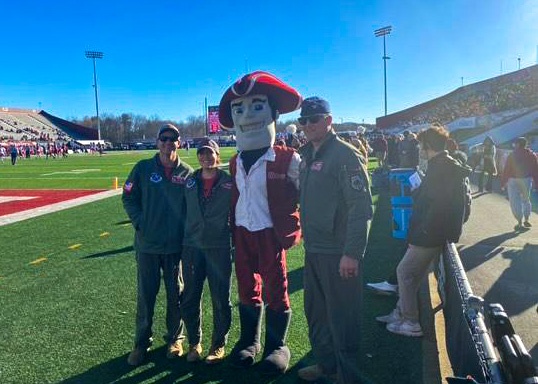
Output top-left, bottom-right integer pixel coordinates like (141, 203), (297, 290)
(438, 243), (537, 384)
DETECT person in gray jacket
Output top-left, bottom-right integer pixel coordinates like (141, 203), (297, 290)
(180, 139), (233, 365)
(122, 124), (194, 366)
(297, 97), (373, 384)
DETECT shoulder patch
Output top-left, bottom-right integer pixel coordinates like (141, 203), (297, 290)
(123, 181), (133, 193)
(350, 173), (367, 191)
(186, 178), (196, 189)
(150, 173), (162, 183)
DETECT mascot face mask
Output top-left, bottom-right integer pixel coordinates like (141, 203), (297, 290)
(231, 94), (276, 151)
(219, 71), (302, 152)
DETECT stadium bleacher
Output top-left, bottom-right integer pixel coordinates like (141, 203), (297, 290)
(0, 107), (97, 143)
(377, 64), (538, 135)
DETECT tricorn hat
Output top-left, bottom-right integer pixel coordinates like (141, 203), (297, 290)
(218, 71), (302, 129)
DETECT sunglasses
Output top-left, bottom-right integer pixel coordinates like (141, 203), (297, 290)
(159, 136), (178, 142)
(298, 114), (327, 126)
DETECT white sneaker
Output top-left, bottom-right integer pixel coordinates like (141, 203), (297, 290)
(386, 320), (423, 337)
(375, 309), (402, 323)
(367, 281), (398, 295)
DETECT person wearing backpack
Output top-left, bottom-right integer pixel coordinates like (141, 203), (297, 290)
(376, 124), (471, 337)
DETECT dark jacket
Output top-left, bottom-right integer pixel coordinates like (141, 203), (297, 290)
(408, 151), (472, 247)
(299, 131), (373, 259)
(183, 168), (232, 249)
(122, 154), (194, 254)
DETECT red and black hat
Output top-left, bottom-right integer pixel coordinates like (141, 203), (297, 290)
(218, 71), (302, 129)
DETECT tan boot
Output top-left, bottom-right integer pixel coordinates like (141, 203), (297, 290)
(166, 340), (184, 359)
(205, 346), (225, 365)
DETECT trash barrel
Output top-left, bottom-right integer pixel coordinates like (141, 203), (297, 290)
(389, 168), (415, 239)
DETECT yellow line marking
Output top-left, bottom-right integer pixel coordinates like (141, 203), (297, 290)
(424, 271), (454, 381)
(29, 257), (47, 265)
(69, 244), (82, 250)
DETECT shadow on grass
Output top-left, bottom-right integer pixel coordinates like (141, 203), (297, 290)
(361, 190), (424, 383)
(59, 346), (311, 384)
(82, 245), (134, 259)
(287, 266), (304, 296)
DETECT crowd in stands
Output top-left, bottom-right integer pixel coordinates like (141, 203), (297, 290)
(378, 65), (538, 130)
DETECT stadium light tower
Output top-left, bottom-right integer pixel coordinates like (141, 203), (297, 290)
(374, 26), (392, 116)
(85, 50), (104, 141)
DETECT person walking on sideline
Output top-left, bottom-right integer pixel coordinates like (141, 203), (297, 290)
(122, 124), (194, 366)
(181, 138), (233, 365)
(10, 145), (18, 165)
(501, 137), (538, 230)
(376, 124), (471, 337)
(0, 146), (6, 163)
(297, 97), (373, 384)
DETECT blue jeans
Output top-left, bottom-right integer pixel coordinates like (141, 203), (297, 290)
(134, 252), (184, 348)
(180, 246), (232, 348)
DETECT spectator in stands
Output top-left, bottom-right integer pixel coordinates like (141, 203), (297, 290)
(500, 137), (538, 230)
(180, 139), (233, 365)
(376, 124), (471, 337)
(478, 136), (497, 192)
(122, 124), (194, 366)
(399, 131), (419, 168)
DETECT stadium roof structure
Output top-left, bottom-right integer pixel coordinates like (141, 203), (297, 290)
(0, 107), (97, 142)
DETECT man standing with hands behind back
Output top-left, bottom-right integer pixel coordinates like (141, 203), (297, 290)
(297, 97), (373, 384)
(122, 124), (194, 366)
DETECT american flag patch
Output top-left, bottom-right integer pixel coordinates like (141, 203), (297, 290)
(311, 161), (323, 171)
(124, 182), (133, 193)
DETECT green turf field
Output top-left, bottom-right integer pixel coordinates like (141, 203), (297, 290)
(0, 150), (424, 384)
(0, 148), (238, 190)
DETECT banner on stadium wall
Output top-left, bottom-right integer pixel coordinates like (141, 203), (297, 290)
(446, 117), (477, 131)
(208, 106), (220, 135)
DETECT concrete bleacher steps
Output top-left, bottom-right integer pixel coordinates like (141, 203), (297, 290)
(0, 108), (95, 142)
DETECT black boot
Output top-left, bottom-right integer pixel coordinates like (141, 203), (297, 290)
(258, 308), (291, 375)
(230, 304), (263, 368)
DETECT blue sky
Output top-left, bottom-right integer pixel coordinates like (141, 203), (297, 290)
(1, 0), (537, 125)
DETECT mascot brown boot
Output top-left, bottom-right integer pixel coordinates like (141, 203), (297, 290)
(258, 308), (291, 375)
(230, 304), (263, 367)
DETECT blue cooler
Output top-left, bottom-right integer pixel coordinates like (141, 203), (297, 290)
(392, 205), (413, 239)
(389, 168), (416, 239)
(389, 168), (415, 206)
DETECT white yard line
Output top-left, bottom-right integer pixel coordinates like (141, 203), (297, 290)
(0, 189), (122, 227)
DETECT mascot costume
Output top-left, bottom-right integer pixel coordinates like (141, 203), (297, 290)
(219, 71), (302, 374)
